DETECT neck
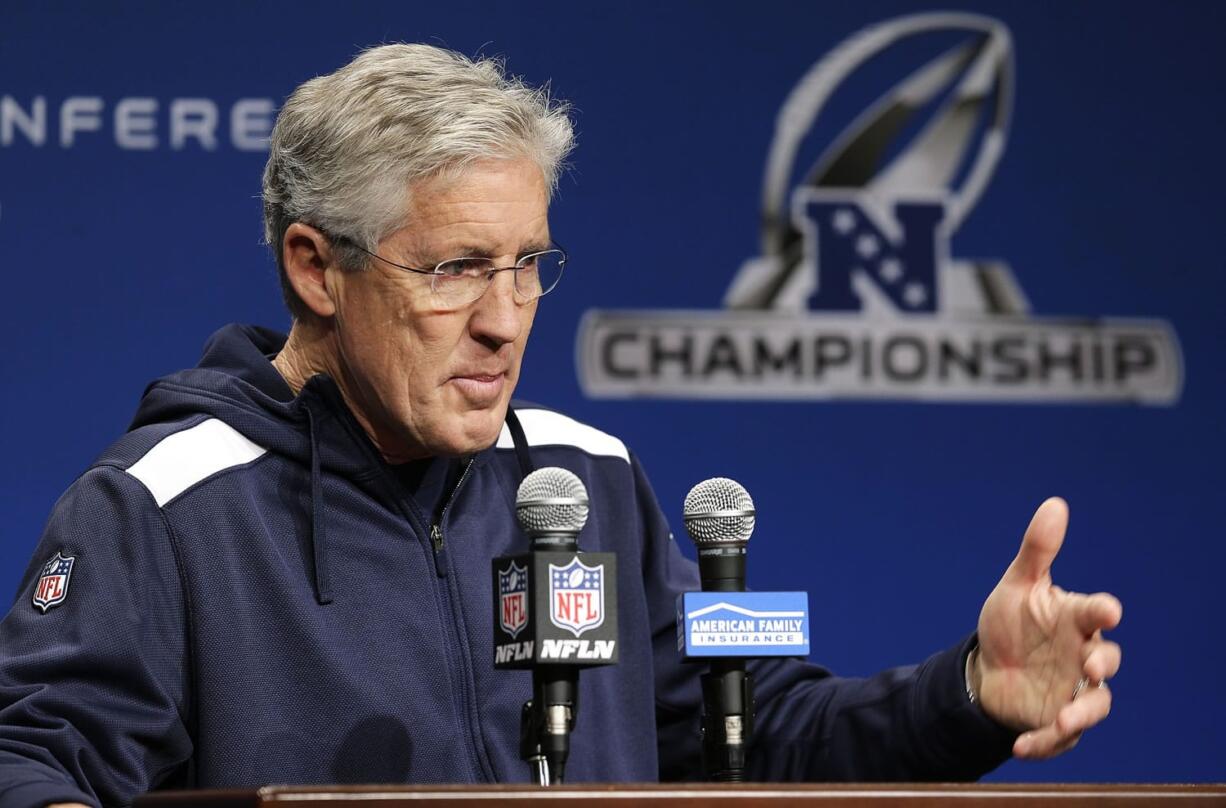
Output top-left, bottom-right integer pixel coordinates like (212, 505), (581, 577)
(271, 323), (327, 396)
(272, 319), (426, 464)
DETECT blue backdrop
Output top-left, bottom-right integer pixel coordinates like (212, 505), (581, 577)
(2, 0), (1223, 783)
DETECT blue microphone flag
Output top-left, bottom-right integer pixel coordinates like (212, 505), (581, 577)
(676, 591), (810, 658)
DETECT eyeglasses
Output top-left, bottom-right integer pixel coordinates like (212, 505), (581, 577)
(327, 231), (567, 311)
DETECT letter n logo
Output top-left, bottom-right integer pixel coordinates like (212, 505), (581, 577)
(799, 190), (945, 313)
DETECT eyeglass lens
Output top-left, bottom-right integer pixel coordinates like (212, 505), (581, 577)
(432, 250), (565, 308)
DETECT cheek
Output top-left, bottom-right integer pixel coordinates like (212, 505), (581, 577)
(385, 312), (471, 406)
(511, 306), (538, 361)
(336, 285), (431, 390)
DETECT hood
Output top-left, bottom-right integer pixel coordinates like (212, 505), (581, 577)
(126, 324), (529, 607)
(130, 324), (387, 482)
(128, 323), (399, 606)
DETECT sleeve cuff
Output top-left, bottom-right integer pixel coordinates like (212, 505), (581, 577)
(915, 633), (1019, 778)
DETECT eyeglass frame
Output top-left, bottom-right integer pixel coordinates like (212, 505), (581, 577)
(318, 227), (567, 309)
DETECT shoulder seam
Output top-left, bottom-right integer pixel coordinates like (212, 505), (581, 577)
(123, 418), (270, 507)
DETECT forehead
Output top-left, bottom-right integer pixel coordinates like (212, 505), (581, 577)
(394, 158), (551, 259)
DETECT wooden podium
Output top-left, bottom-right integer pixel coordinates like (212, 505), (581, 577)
(136, 783), (1226, 807)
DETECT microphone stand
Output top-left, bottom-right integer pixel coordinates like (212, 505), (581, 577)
(521, 666), (578, 785)
(520, 531), (579, 786)
(498, 467), (617, 787)
(697, 544), (755, 782)
(701, 660), (754, 781)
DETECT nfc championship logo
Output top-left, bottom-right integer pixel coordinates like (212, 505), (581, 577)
(498, 560), (529, 639)
(578, 13), (1182, 404)
(548, 557), (605, 637)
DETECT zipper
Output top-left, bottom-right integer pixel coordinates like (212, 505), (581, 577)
(424, 455), (495, 781)
(428, 457), (475, 578)
(428, 524), (446, 577)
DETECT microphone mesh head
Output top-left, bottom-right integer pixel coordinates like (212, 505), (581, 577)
(516, 467), (590, 535)
(682, 477), (755, 547)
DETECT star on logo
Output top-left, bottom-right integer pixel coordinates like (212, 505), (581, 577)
(831, 208), (856, 235)
(855, 233), (880, 259)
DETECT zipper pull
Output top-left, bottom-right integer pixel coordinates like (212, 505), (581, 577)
(430, 523), (448, 577)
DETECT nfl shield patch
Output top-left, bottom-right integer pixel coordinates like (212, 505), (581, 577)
(549, 557), (604, 636)
(32, 551), (75, 613)
(498, 560), (529, 638)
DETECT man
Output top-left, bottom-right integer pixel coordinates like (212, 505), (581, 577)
(0, 44), (1121, 808)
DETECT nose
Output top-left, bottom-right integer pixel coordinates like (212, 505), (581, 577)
(468, 269), (528, 348)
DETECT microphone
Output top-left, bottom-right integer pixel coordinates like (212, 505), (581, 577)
(517, 468), (585, 786)
(684, 476), (756, 592)
(683, 477), (757, 782)
(517, 467), (589, 552)
(492, 467), (619, 786)
(677, 479), (810, 780)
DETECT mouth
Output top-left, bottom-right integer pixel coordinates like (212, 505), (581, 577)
(449, 371), (508, 406)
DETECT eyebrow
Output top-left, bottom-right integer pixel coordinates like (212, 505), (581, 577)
(439, 241), (554, 262)
(518, 240), (554, 258)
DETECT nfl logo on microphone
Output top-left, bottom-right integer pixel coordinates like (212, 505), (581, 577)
(32, 551), (75, 613)
(492, 550), (618, 667)
(549, 557), (605, 636)
(498, 560), (529, 639)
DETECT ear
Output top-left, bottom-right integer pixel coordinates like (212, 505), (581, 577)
(282, 223), (338, 318)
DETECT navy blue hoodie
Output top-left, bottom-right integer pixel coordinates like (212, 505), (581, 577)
(0, 325), (1015, 807)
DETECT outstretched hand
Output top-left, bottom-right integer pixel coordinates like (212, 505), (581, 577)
(973, 497), (1123, 759)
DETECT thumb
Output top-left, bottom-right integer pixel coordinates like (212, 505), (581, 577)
(1004, 497), (1069, 585)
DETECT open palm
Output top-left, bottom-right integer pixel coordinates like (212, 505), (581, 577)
(975, 497), (1123, 759)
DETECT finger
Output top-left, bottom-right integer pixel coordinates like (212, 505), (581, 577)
(1012, 684), (1111, 759)
(1072, 592), (1124, 636)
(1043, 732), (1082, 760)
(1083, 639), (1122, 682)
(1058, 683), (1112, 735)
(1043, 732), (1082, 759)
(1013, 722), (1082, 759)
(1004, 497), (1069, 585)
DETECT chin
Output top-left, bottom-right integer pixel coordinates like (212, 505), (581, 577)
(440, 408), (507, 456)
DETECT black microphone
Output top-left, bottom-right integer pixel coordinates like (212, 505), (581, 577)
(517, 468), (585, 786)
(492, 467), (619, 786)
(682, 477), (757, 782)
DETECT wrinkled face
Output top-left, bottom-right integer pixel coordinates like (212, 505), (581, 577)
(327, 158), (548, 460)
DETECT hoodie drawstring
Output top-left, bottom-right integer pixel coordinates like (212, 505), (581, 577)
(300, 402), (531, 606)
(305, 404), (333, 605)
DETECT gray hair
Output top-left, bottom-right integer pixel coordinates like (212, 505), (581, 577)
(262, 43), (575, 318)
